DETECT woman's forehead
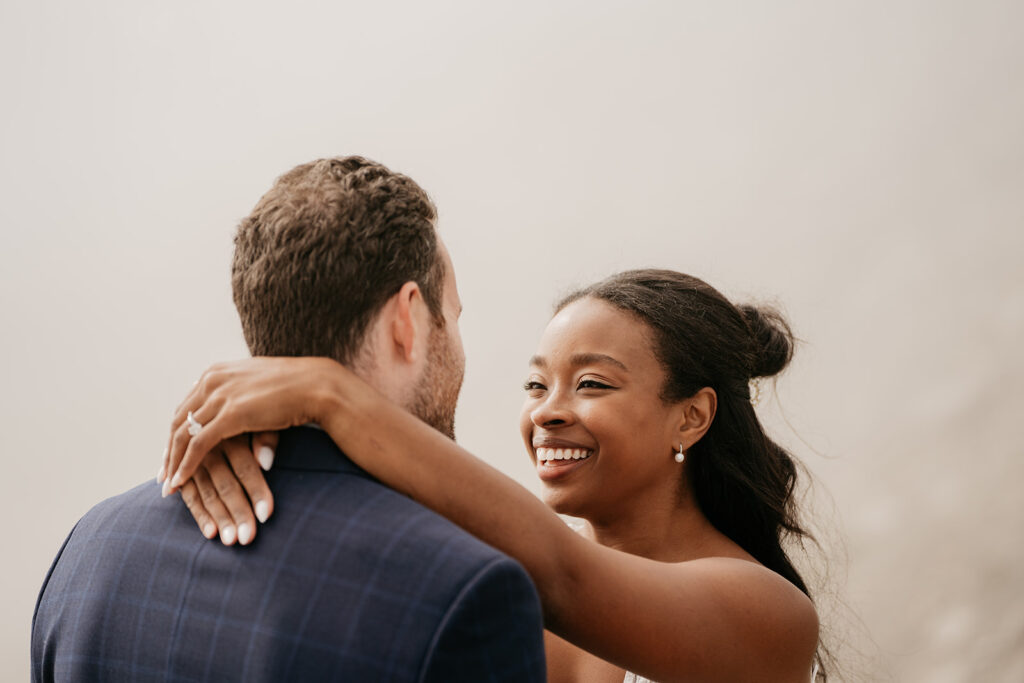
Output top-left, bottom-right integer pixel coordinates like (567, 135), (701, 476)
(533, 298), (659, 369)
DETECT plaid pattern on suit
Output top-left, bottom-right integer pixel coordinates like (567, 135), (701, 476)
(32, 427), (546, 682)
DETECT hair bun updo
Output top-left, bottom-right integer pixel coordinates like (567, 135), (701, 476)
(739, 304), (795, 379)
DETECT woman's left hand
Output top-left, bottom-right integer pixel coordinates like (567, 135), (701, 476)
(158, 356), (342, 495)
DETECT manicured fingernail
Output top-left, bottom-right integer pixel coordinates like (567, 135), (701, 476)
(237, 523), (253, 545)
(161, 479), (171, 498)
(202, 523), (216, 539)
(169, 472), (183, 489)
(255, 500), (270, 523)
(156, 464), (166, 484)
(257, 446), (274, 471)
(220, 526), (237, 545)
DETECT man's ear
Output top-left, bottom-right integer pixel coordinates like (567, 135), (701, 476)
(677, 387), (717, 451)
(391, 280), (429, 364)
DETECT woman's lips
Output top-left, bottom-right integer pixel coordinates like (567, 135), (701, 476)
(535, 447), (593, 462)
(534, 447), (594, 481)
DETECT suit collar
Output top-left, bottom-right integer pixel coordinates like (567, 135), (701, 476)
(274, 426), (365, 476)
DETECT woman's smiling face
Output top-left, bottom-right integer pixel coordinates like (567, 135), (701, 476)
(520, 297), (686, 519)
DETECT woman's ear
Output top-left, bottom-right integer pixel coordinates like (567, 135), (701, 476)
(677, 387), (717, 450)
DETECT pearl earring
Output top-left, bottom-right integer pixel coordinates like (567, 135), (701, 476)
(674, 445), (685, 463)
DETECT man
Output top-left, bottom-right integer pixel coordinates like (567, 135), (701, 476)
(31, 157), (546, 682)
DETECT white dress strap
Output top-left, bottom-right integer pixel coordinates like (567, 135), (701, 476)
(627, 665), (817, 683)
(623, 673), (655, 683)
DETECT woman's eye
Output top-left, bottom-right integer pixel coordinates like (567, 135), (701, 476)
(523, 380), (546, 392)
(577, 379), (613, 390)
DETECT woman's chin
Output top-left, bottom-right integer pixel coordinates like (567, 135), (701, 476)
(541, 487), (587, 518)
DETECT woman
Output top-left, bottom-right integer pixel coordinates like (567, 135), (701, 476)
(161, 269), (824, 682)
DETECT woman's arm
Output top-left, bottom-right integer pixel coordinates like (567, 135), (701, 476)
(163, 357), (818, 682)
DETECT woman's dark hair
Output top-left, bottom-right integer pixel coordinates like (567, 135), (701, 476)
(558, 268), (826, 677)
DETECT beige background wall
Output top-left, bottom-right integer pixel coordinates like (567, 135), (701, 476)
(2, 1), (1022, 680)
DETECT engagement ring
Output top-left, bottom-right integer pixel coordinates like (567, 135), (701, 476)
(186, 411), (203, 437)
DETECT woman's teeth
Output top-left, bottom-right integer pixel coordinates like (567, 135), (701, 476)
(536, 447), (593, 462)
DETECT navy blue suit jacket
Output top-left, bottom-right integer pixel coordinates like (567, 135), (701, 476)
(32, 427), (546, 682)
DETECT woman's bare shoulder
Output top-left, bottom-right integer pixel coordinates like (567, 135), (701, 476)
(673, 556), (819, 668)
(560, 549), (819, 681)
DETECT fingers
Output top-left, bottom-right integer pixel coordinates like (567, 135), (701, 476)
(202, 450), (258, 546)
(161, 375), (210, 483)
(170, 409), (238, 492)
(166, 397), (235, 494)
(161, 357), (322, 492)
(192, 466), (240, 545)
(164, 418), (200, 496)
(223, 436), (275, 524)
(160, 363), (235, 488)
(179, 479), (219, 540)
(252, 431), (279, 471)
(165, 418), (197, 493)
(157, 449), (169, 485)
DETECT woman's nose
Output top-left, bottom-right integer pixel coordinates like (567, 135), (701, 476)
(531, 391), (574, 427)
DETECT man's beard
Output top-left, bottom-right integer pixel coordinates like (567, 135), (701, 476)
(409, 322), (463, 440)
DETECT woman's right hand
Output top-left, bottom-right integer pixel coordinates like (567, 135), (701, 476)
(177, 433), (276, 546)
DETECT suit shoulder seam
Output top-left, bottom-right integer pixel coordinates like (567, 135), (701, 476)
(31, 519), (81, 625)
(414, 554), (515, 683)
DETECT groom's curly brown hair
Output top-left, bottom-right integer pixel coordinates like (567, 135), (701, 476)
(232, 156), (445, 365)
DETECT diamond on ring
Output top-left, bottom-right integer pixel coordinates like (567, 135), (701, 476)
(186, 411), (203, 437)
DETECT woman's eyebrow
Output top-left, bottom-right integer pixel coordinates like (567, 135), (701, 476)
(570, 353), (628, 371)
(528, 353), (627, 371)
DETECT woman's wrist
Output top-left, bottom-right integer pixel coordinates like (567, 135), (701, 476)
(313, 358), (367, 439)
